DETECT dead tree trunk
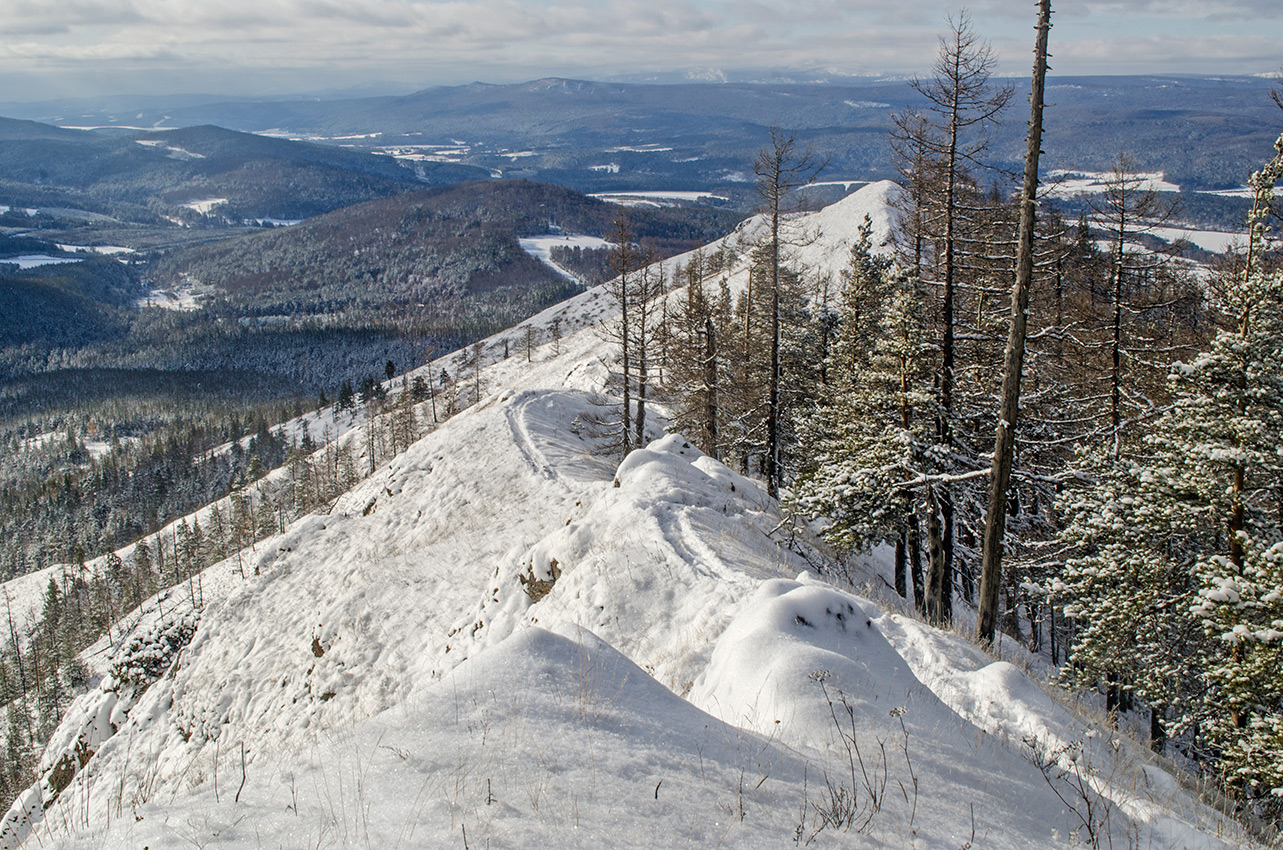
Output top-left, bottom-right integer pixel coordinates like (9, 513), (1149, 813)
(977, 0), (1051, 646)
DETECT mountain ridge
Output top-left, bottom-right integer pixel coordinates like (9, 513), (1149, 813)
(0, 183), (1263, 849)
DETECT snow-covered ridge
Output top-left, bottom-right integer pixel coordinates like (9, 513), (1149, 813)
(1, 182), (1259, 849)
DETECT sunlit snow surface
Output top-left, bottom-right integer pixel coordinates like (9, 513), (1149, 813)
(180, 198), (227, 214)
(1, 182), (1259, 850)
(589, 190), (731, 207)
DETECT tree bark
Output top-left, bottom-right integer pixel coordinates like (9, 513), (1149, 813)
(702, 317), (719, 460)
(925, 487), (947, 625)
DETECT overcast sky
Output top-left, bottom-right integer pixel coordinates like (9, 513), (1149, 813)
(2, 0), (1279, 101)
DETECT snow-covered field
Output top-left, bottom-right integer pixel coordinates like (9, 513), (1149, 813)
(375, 143), (472, 163)
(135, 139), (205, 160)
(1045, 169), (1181, 198)
(588, 189), (731, 207)
(0, 254), (83, 270)
(0, 183), (1263, 850)
(1090, 221), (1245, 257)
(55, 243), (135, 256)
(1146, 224), (1243, 254)
(242, 217), (302, 227)
(181, 198), (228, 215)
(134, 286), (206, 311)
(519, 234), (613, 282)
(605, 144), (675, 153)
(1197, 187), (1254, 199)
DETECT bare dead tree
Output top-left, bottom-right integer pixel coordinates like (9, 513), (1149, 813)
(977, 0), (1052, 646)
(753, 127), (824, 498)
(898, 11), (1014, 624)
(1088, 153), (1179, 458)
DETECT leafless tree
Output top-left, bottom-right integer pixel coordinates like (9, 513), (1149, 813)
(753, 128), (824, 497)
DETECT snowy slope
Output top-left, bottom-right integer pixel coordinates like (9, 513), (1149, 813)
(3, 182), (1262, 850)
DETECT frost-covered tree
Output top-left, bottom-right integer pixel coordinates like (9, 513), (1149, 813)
(1054, 447), (1210, 744)
(793, 229), (938, 613)
(1056, 132), (1283, 810)
(1176, 136), (1283, 807)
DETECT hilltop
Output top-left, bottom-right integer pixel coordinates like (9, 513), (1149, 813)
(0, 182), (1262, 850)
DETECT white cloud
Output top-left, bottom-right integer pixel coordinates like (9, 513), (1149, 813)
(0, 0), (1274, 99)
(1080, 0), (1281, 19)
(1054, 33), (1282, 74)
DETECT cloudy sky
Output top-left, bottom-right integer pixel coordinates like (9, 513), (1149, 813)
(2, 0), (1279, 101)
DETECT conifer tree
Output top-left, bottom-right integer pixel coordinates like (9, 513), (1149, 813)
(665, 252), (723, 458)
(793, 229), (936, 611)
(1177, 136), (1283, 808)
(1055, 133), (1283, 804)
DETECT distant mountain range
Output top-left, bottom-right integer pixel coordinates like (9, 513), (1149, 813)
(4, 75), (1279, 202)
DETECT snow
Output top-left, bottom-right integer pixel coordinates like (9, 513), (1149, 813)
(54, 243), (135, 256)
(588, 190), (730, 207)
(518, 234), (612, 282)
(605, 144), (675, 153)
(83, 437), (138, 459)
(375, 143), (471, 163)
(135, 139), (205, 160)
(60, 125), (170, 132)
(134, 285), (206, 311)
(1, 181), (1261, 850)
(802, 179), (871, 191)
(181, 198), (227, 214)
(1144, 225), (1243, 254)
(242, 217), (302, 227)
(1197, 187), (1255, 199)
(0, 254), (82, 269)
(1045, 169), (1181, 198)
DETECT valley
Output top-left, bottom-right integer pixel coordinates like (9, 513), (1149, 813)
(0, 53), (1280, 848)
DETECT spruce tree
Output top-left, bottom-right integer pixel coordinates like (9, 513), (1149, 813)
(793, 230), (936, 611)
(1055, 132), (1283, 808)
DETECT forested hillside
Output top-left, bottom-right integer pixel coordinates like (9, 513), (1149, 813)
(0, 179), (740, 607)
(146, 179), (738, 307)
